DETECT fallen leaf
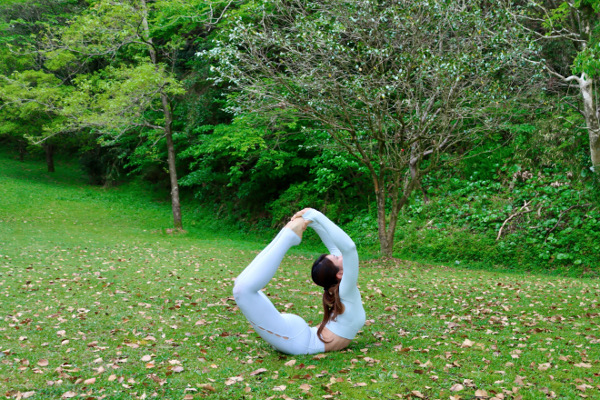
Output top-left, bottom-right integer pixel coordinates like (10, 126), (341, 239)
(284, 359), (296, 367)
(38, 359), (49, 367)
(575, 363), (592, 368)
(299, 383), (312, 391)
(197, 384), (216, 392)
(273, 385), (286, 391)
(411, 391), (425, 398)
(61, 391), (76, 399)
(225, 376), (243, 386)
(538, 363), (551, 371)
(141, 355), (152, 362)
(475, 389), (488, 398)
(461, 339), (475, 348)
(450, 384), (464, 392)
(250, 368), (267, 376)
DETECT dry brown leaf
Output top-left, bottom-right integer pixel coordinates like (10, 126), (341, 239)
(141, 355), (152, 362)
(92, 365), (106, 374)
(272, 385), (286, 391)
(225, 376), (243, 386)
(461, 339), (474, 348)
(37, 359), (49, 367)
(514, 376), (525, 386)
(475, 389), (488, 398)
(284, 359), (296, 367)
(575, 363), (592, 368)
(299, 383), (312, 391)
(83, 378), (96, 385)
(249, 368), (267, 376)
(538, 363), (551, 371)
(411, 390), (425, 398)
(61, 391), (76, 399)
(450, 384), (464, 392)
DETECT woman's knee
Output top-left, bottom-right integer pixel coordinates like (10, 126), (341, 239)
(232, 279), (249, 302)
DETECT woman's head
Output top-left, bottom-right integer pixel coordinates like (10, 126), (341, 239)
(311, 254), (341, 289)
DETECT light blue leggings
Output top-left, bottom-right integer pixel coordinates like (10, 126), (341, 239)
(233, 228), (325, 355)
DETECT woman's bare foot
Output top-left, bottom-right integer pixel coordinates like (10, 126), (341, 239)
(285, 217), (309, 239)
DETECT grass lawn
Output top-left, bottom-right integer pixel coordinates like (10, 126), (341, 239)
(1, 152), (599, 400)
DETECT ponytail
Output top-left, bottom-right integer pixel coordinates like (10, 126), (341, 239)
(312, 254), (345, 343)
(316, 282), (345, 342)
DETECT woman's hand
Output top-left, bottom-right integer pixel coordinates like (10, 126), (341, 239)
(291, 208), (313, 221)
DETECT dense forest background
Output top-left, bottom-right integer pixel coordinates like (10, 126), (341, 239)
(1, 0), (599, 276)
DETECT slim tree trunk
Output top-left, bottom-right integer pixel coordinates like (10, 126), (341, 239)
(375, 188), (393, 257)
(18, 139), (26, 161)
(44, 142), (55, 173)
(580, 73), (600, 169)
(141, 0), (183, 230)
(163, 94), (183, 230)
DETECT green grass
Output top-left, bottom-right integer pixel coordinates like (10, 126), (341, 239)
(1, 152), (599, 400)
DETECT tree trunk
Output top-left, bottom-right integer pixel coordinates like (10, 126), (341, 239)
(374, 187), (394, 257)
(44, 142), (55, 173)
(141, 0), (183, 230)
(18, 139), (26, 161)
(163, 94), (183, 230)
(580, 73), (600, 169)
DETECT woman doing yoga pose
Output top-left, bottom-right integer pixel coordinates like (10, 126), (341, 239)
(232, 208), (366, 355)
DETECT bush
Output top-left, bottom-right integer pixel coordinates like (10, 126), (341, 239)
(386, 163), (599, 277)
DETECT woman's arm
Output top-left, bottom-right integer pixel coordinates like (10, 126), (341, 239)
(298, 209), (359, 293)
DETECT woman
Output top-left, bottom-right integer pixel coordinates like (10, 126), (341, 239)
(232, 208), (366, 355)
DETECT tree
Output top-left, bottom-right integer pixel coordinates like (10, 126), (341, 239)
(37, 0), (234, 230)
(0, 70), (67, 171)
(208, 0), (540, 256)
(0, 0), (86, 170)
(515, 0), (600, 169)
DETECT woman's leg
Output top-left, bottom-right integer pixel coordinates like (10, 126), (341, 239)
(233, 228), (324, 354)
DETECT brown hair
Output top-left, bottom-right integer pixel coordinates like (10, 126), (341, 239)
(311, 254), (345, 343)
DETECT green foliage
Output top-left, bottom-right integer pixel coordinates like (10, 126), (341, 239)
(61, 63), (185, 137)
(180, 114), (315, 218)
(383, 164), (600, 277)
